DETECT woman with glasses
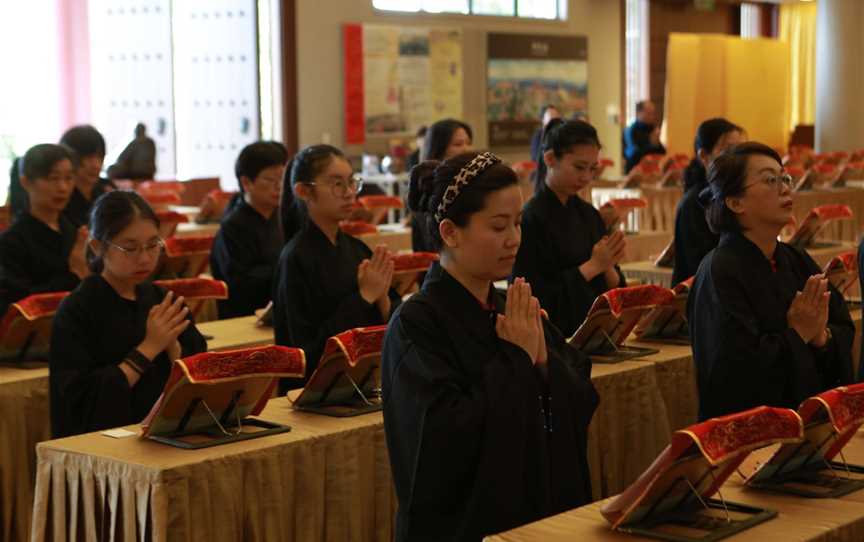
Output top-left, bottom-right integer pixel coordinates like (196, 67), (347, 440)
(49, 191), (206, 437)
(512, 120), (626, 338)
(273, 144), (401, 390)
(383, 152), (598, 541)
(0, 144), (89, 315)
(210, 141), (288, 318)
(688, 142), (853, 421)
(672, 118), (744, 285)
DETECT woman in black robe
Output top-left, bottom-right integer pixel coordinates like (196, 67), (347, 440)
(688, 142), (853, 421)
(50, 191), (206, 437)
(0, 144), (89, 315)
(383, 152), (599, 541)
(513, 120), (626, 338)
(411, 119), (473, 253)
(211, 141), (287, 318)
(672, 118), (743, 285)
(273, 145), (401, 390)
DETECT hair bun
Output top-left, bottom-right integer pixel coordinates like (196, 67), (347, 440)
(407, 160), (441, 213)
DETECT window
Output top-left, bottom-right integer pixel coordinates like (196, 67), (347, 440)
(625, 0), (650, 124)
(372, 0), (566, 20)
(740, 3), (761, 39)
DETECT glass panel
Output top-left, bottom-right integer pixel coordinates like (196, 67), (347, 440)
(472, 0), (515, 16)
(89, 0), (176, 178)
(517, 0), (558, 19)
(421, 0), (469, 14)
(172, 0), (261, 189)
(373, 0), (422, 11)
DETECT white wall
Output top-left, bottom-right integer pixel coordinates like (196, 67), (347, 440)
(295, 0), (623, 168)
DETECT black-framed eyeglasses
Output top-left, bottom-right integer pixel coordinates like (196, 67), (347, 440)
(743, 172), (794, 193)
(304, 177), (364, 198)
(105, 238), (165, 258)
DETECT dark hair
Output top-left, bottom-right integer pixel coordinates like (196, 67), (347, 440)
(422, 119), (473, 161)
(21, 144), (77, 181)
(683, 118), (743, 190)
(408, 152), (518, 251)
(60, 125), (107, 158)
(280, 144), (347, 241)
(539, 104), (559, 119)
(235, 141), (289, 191)
(535, 119), (602, 194)
(415, 125), (428, 138)
(704, 142), (783, 235)
(86, 190), (160, 272)
(636, 100), (651, 113)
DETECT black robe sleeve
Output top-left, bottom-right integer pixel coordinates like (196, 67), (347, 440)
(49, 285), (207, 437)
(689, 247), (853, 420)
(272, 248), (401, 380)
(0, 230), (79, 308)
(49, 295), (132, 436)
(672, 186), (718, 285)
(513, 206), (624, 337)
(382, 301), (597, 540)
(210, 221), (275, 317)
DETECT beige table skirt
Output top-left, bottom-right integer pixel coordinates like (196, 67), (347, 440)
(0, 366), (51, 542)
(30, 346), (692, 541)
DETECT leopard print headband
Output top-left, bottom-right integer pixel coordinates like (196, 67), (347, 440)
(434, 152), (502, 222)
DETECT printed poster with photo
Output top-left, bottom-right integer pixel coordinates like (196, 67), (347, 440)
(487, 33), (588, 147)
(343, 23), (463, 144)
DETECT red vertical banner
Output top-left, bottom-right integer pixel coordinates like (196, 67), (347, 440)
(344, 23), (365, 145)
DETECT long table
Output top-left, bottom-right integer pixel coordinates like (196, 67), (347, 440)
(0, 316), (273, 542)
(486, 432), (864, 541)
(28, 344), (697, 541)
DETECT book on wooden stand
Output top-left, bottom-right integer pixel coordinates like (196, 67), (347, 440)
(141, 345), (305, 449)
(153, 277), (228, 320)
(746, 383), (864, 498)
(822, 251), (859, 305)
(634, 278), (694, 345)
(0, 292), (69, 363)
(392, 252), (438, 295)
(600, 406), (803, 542)
(157, 234), (215, 278)
(293, 325), (387, 417)
(567, 285), (674, 363)
(787, 204), (853, 249)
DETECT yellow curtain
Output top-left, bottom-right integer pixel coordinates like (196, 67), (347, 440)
(662, 33), (790, 155)
(779, 3), (817, 133)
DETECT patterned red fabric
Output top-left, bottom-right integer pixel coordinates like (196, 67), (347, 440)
(393, 252), (438, 273)
(8, 292), (69, 321)
(847, 161), (864, 171)
(178, 345), (306, 383)
(358, 195), (404, 209)
(141, 192), (182, 206)
(814, 163), (838, 174)
(139, 181), (185, 194)
(164, 235), (215, 256)
(0, 292), (70, 339)
(601, 406), (802, 529)
(599, 158), (615, 167)
(811, 204), (853, 220)
(154, 278), (228, 300)
(322, 325), (387, 367)
(600, 285), (675, 318)
(339, 221), (378, 236)
(680, 406), (803, 465)
(608, 198), (648, 210)
(155, 211), (189, 224)
(832, 151), (849, 161)
(799, 383), (864, 435)
(824, 252), (858, 273)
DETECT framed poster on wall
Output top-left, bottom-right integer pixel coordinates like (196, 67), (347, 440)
(344, 23), (463, 145)
(487, 33), (588, 147)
